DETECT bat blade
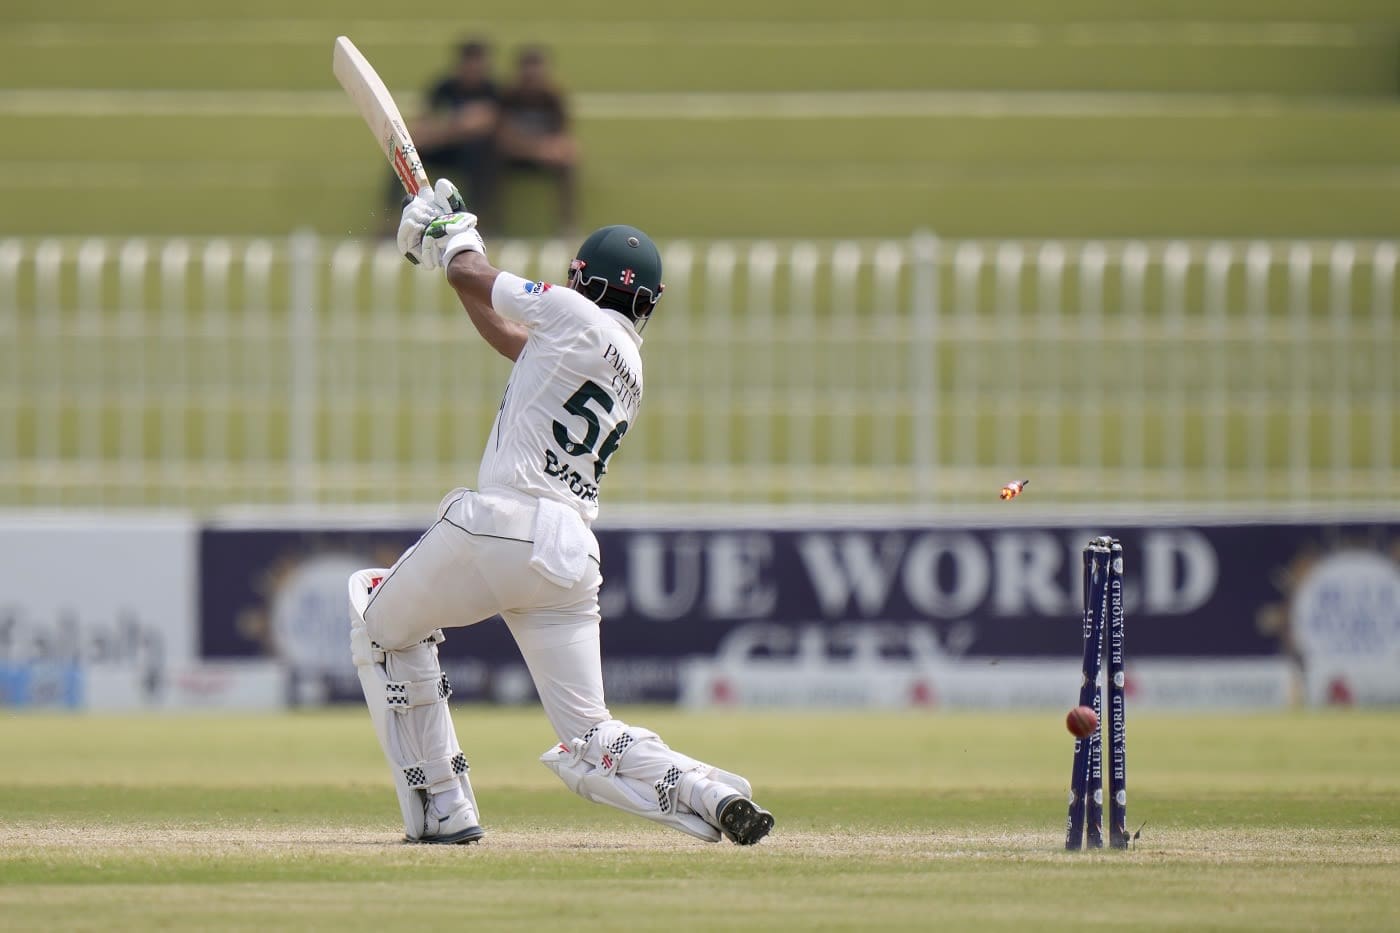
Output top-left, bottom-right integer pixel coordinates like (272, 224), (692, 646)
(332, 35), (430, 197)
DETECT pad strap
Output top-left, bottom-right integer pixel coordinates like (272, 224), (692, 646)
(655, 766), (684, 814)
(361, 629), (446, 666)
(387, 671), (451, 709)
(403, 752), (469, 790)
(374, 629), (446, 649)
(599, 730), (638, 776)
(568, 722), (644, 776)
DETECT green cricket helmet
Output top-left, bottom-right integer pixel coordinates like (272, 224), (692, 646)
(568, 224), (664, 329)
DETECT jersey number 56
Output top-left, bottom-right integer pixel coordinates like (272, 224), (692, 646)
(553, 380), (629, 481)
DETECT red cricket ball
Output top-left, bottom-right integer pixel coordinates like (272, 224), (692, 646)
(1066, 705), (1099, 738)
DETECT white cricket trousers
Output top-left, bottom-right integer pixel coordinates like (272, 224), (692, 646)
(362, 487), (609, 743)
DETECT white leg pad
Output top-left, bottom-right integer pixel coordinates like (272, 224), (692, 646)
(541, 719), (742, 843)
(704, 768), (753, 799)
(349, 568), (479, 841)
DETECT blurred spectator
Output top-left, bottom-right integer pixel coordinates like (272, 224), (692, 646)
(407, 40), (501, 217)
(497, 46), (578, 235)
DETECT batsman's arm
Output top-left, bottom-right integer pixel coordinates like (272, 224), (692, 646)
(446, 252), (527, 362)
(401, 178), (525, 360)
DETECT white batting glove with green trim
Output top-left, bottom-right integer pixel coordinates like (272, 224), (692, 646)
(397, 189), (443, 266)
(421, 179), (486, 270)
(397, 178), (479, 267)
(428, 177), (467, 215)
(423, 213), (486, 270)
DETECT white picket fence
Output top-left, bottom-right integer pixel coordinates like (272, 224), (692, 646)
(0, 233), (1395, 508)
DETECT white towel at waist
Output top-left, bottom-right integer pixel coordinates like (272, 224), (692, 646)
(529, 497), (593, 588)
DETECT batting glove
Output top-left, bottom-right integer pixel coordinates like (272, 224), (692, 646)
(398, 179), (484, 269)
(397, 188), (443, 266)
(421, 179), (486, 270)
(423, 212), (486, 270)
(397, 178), (474, 266)
(429, 177), (467, 215)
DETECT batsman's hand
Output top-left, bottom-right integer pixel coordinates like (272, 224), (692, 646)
(428, 177), (467, 214)
(397, 186), (441, 266)
(397, 178), (485, 269)
(421, 179), (486, 271)
(422, 211), (486, 270)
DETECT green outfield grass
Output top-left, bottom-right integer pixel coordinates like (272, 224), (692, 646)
(7, 0), (1400, 26)
(2, 709), (1398, 931)
(4, 24), (1394, 95)
(6, 104), (1400, 239)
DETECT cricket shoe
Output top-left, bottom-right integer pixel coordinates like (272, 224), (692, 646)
(410, 800), (485, 845)
(715, 795), (775, 846)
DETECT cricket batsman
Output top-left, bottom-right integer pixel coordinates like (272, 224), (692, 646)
(347, 178), (775, 847)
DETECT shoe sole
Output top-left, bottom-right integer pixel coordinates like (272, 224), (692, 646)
(405, 824), (486, 845)
(718, 797), (775, 846)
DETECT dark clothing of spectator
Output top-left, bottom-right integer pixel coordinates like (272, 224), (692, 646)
(497, 80), (578, 234)
(415, 77), (501, 218)
(391, 41), (580, 237)
(499, 86), (568, 138)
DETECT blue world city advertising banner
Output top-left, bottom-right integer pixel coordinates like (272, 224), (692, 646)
(198, 517), (1400, 708)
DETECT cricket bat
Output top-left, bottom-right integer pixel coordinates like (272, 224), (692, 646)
(332, 35), (431, 199)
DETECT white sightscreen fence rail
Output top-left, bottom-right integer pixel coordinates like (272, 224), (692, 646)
(0, 234), (1395, 508)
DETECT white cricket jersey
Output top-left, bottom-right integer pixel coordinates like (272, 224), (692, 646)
(478, 271), (644, 525)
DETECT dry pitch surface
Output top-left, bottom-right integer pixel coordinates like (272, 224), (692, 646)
(2, 709), (1398, 931)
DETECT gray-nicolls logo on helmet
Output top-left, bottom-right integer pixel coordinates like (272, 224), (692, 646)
(567, 225), (664, 331)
